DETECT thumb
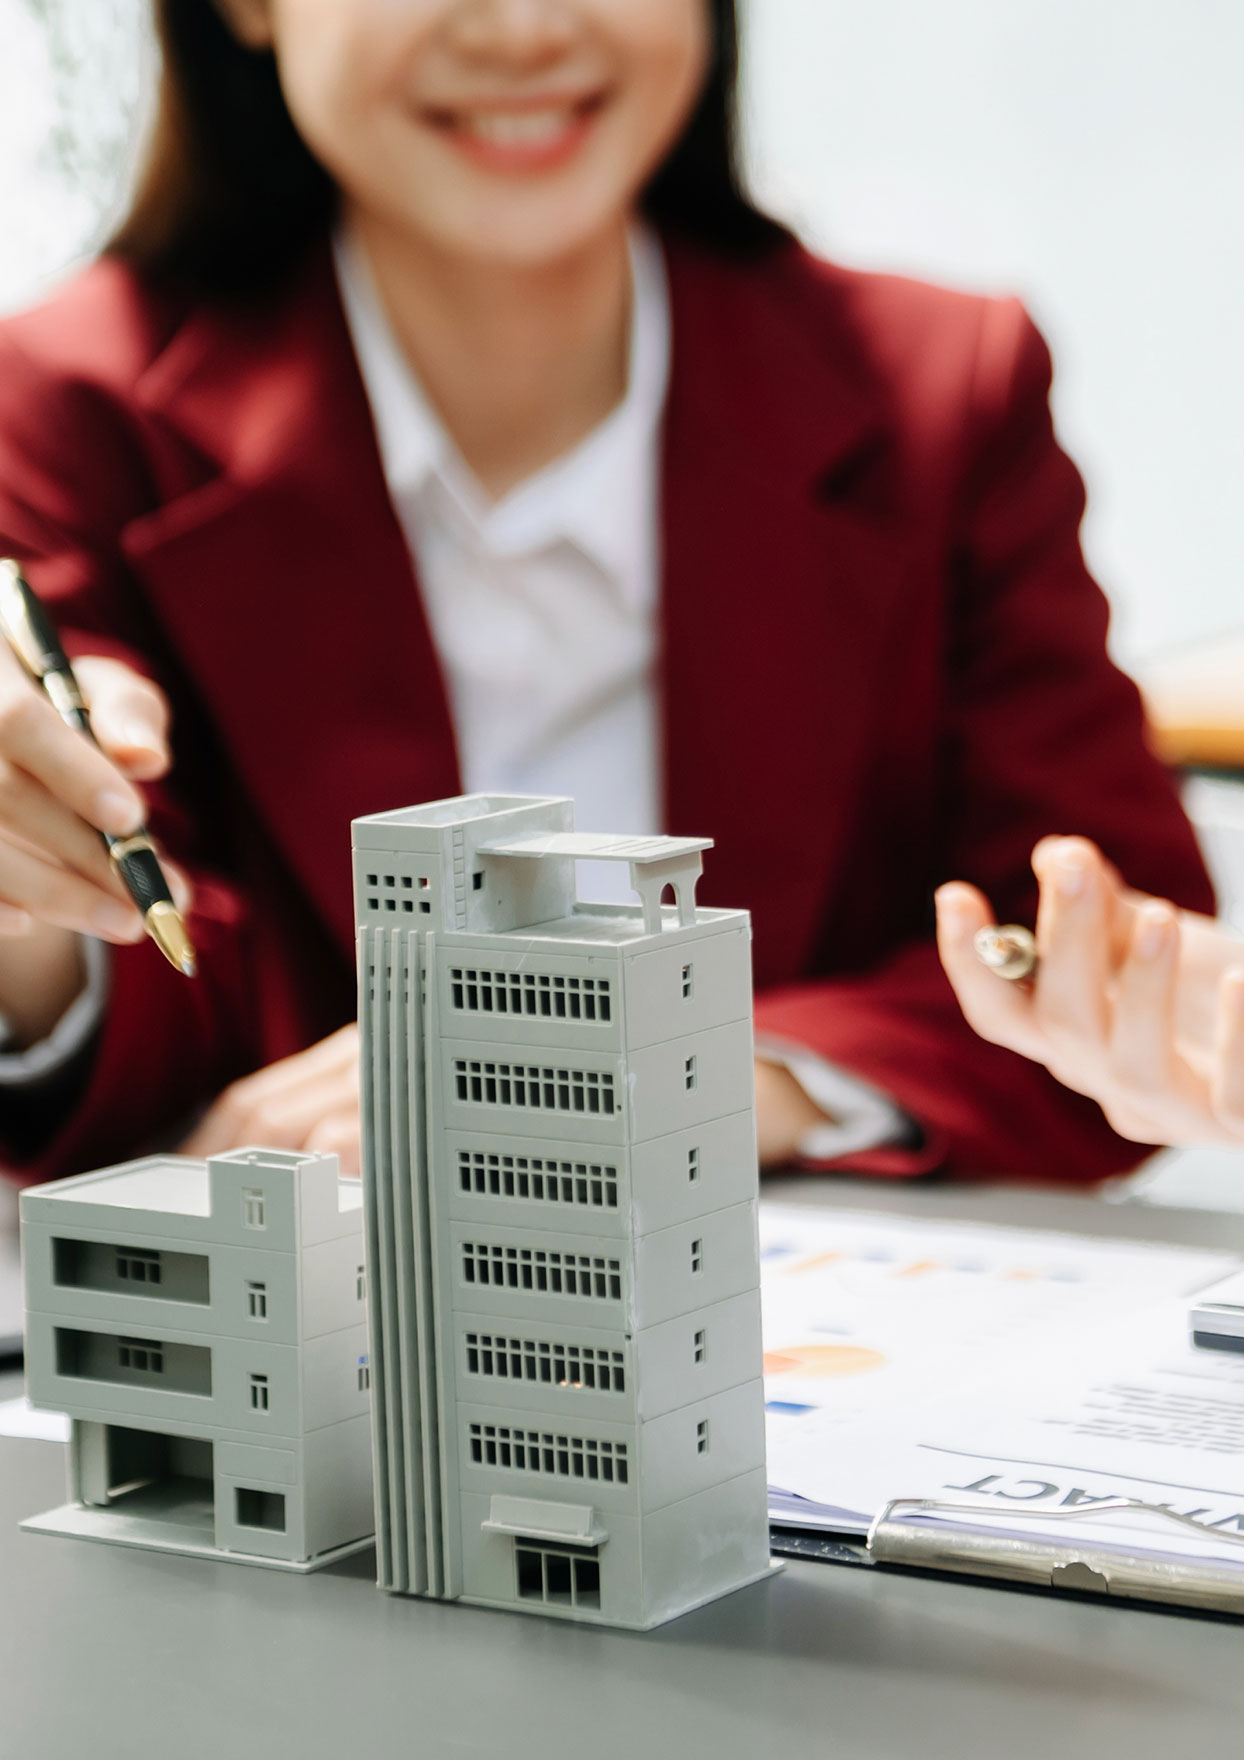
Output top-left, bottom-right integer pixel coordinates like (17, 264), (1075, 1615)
(76, 657), (172, 781)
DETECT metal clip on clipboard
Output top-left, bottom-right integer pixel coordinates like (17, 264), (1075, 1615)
(868, 1497), (1244, 1616)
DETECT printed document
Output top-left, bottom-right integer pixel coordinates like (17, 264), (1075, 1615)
(762, 1206), (1244, 1565)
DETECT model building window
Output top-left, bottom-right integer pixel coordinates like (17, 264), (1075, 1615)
(356, 1265), (366, 1302)
(357, 1361), (371, 1392)
(450, 968), (611, 1023)
(454, 1059), (615, 1115)
(249, 1372), (270, 1412)
(246, 1281), (268, 1321)
(115, 1247), (161, 1285)
(117, 1338), (163, 1374)
(366, 873), (430, 912)
(242, 1188), (265, 1229)
(684, 1055), (697, 1091)
(696, 1420), (710, 1455)
(681, 963), (694, 1000)
(469, 1423), (628, 1484)
(693, 1329), (707, 1365)
(465, 1332), (626, 1393)
(687, 1146), (700, 1183)
(691, 1239), (703, 1275)
(516, 1542), (601, 1610)
(462, 1243), (622, 1301)
(457, 1150), (619, 1209)
(236, 1487), (285, 1532)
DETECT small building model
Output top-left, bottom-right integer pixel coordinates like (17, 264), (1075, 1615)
(354, 793), (775, 1628)
(20, 1147), (374, 1571)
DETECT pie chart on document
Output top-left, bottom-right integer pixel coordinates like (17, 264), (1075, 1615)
(762, 1344), (886, 1380)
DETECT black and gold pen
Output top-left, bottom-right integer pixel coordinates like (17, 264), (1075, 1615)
(0, 559), (196, 977)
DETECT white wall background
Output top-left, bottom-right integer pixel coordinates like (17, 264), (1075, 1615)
(740, 0), (1244, 666)
(1, 0), (1241, 665)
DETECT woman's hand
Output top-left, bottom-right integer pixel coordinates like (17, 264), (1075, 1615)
(181, 1024), (362, 1174)
(0, 644), (177, 1044)
(755, 1058), (834, 1166)
(181, 1034), (829, 1178)
(935, 837), (1244, 1148)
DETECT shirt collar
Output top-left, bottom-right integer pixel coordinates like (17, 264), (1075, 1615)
(333, 224), (670, 609)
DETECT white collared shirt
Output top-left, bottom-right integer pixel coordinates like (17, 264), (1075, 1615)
(0, 229), (907, 1167)
(335, 225), (667, 905)
(335, 224), (906, 1161)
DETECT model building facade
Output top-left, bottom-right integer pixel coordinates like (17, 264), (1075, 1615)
(354, 793), (772, 1629)
(21, 1147), (373, 1571)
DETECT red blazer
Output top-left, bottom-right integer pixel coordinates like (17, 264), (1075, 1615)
(0, 234), (1213, 1185)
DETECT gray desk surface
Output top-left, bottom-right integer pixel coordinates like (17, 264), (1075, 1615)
(6, 1177), (1244, 1760)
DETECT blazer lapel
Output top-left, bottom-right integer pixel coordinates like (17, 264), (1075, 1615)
(660, 242), (919, 988)
(120, 249), (460, 953)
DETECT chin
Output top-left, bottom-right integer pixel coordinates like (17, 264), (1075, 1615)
(433, 197), (629, 271)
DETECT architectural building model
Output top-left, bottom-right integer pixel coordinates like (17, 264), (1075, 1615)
(354, 792), (774, 1628)
(20, 1146), (374, 1571)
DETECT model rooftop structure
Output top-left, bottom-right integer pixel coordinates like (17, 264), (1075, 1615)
(21, 1147), (373, 1572)
(355, 791), (774, 1628)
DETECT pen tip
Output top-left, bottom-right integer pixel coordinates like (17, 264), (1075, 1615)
(145, 900), (198, 979)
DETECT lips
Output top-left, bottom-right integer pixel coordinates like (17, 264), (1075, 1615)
(421, 90), (609, 172)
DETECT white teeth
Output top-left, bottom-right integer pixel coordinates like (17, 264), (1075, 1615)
(462, 109), (575, 147)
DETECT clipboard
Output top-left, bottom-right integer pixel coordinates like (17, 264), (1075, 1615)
(769, 1497), (1244, 1617)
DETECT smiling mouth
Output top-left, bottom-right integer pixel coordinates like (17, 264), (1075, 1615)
(422, 91), (609, 167)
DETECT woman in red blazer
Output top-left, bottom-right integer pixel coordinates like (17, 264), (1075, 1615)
(0, 0), (1213, 1185)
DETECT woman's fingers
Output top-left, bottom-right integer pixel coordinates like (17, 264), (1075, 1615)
(1032, 835), (1125, 897)
(1034, 834), (1134, 966)
(1106, 901), (1179, 1096)
(183, 1077), (359, 1161)
(213, 1024), (358, 1108)
(0, 758), (131, 895)
(1212, 968), (1244, 1136)
(1033, 838), (1112, 1049)
(0, 833), (144, 942)
(0, 644), (145, 835)
(935, 882), (1043, 1057)
(0, 651), (183, 935)
(305, 1110), (363, 1177)
(180, 1026), (360, 1160)
(76, 657), (172, 782)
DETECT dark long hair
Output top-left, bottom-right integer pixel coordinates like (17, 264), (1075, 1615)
(109, 0), (789, 295)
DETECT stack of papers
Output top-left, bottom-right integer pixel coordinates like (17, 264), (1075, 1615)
(761, 1206), (1244, 1569)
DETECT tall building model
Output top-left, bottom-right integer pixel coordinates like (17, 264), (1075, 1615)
(20, 1147), (374, 1571)
(355, 793), (774, 1628)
